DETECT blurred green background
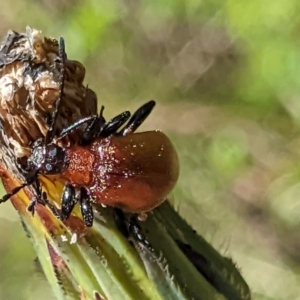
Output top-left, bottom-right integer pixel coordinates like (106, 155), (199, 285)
(0, 0), (300, 299)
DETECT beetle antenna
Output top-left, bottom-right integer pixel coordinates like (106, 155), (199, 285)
(0, 172), (37, 203)
(45, 37), (66, 144)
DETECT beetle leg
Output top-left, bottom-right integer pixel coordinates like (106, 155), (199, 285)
(57, 100), (154, 142)
(113, 208), (130, 238)
(0, 172), (60, 219)
(28, 179), (61, 218)
(118, 100), (156, 136)
(78, 187), (94, 227)
(27, 197), (38, 215)
(58, 115), (98, 140)
(27, 178), (44, 215)
(113, 209), (152, 249)
(42, 191), (62, 218)
(128, 217), (152, 249)
(99, 111), (131, 137)
(58, 106), (106, 144)
(80, 112), (106, 145)
(29, 191), (62, 219)
(60, 184), (78, 221)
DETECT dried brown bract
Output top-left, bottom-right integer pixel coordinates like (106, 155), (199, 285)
(0, 27), (97, 160)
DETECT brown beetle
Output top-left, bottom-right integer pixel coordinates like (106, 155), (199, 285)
(0, 38), (179, 227)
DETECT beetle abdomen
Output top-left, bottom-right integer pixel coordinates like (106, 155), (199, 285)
(89, 131), (179, 212)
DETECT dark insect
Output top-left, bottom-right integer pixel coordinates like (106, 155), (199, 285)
(0, 37), (179, 227)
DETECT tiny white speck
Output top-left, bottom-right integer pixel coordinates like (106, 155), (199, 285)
(70, 233), (77, 244)
(61, 235), (68, 242)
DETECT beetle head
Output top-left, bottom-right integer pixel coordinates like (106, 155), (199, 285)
(28, 143), (68, 175)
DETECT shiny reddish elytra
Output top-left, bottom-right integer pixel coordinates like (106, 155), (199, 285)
(61, 131), (179, 212)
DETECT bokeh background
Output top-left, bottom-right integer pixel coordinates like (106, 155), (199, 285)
(0, 0), (299, 299)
